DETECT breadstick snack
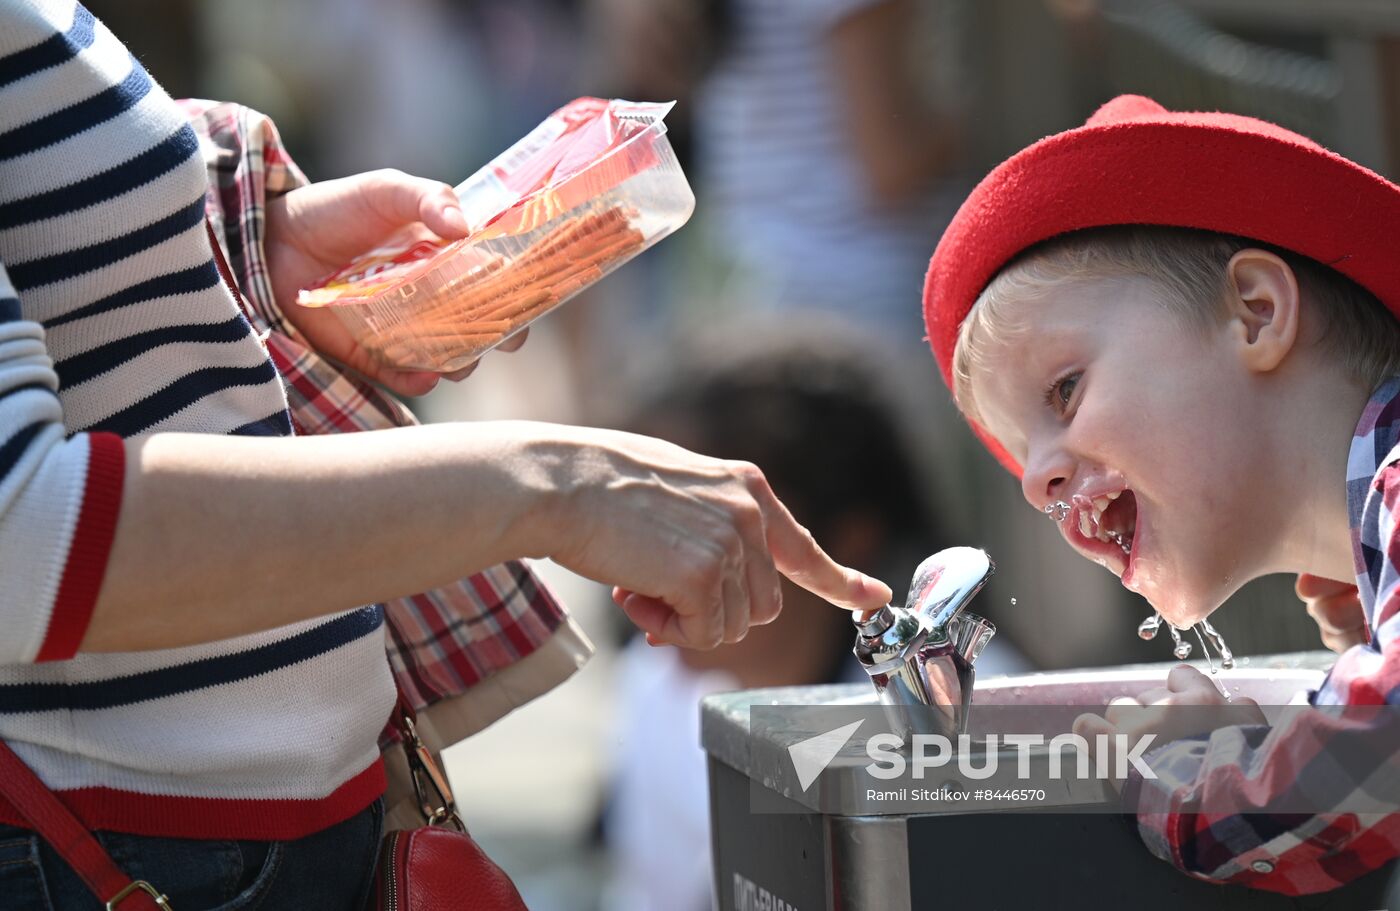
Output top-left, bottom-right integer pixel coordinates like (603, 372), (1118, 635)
(297, 98), (695, 372)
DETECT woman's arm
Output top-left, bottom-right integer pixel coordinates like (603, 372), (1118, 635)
(87, 420), (891, 653)
(74, 131), (888, 656)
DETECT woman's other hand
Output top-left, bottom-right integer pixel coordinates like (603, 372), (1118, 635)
(264, 168), (527, 395)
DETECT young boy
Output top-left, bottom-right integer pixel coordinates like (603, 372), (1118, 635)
(922, 94), (1400, 896)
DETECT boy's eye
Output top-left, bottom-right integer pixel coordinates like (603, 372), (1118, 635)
(1045, 372), (1081, 412)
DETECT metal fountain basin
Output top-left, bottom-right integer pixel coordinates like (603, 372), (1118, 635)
(703, 652), (1398, 911)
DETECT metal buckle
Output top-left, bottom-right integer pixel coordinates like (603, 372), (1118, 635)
(107, 880), (173, 910)
(402, 714), (466, 832)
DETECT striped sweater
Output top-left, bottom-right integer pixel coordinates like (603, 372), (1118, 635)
(0, 0), (396, 839)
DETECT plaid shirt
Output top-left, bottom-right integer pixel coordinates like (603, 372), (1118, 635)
(1127, 377), (1400, 895)
(179, 99), (572, 713)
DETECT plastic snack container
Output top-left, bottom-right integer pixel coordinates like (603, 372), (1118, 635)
(297, 98), (695, 372)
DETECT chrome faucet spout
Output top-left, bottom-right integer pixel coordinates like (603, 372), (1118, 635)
(853, 547), (995, 740)
(905, 547), (996, 645)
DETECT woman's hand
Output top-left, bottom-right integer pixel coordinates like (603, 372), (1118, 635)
(529, 426), (893, 649)
(1296, 573), (1369, 653)
(264, 168), (527, 396)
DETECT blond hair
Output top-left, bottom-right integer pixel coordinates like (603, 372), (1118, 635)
(952, 226), (1400, 423)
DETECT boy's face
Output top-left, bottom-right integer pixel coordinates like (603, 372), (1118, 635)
(967, 274), (1274, 628)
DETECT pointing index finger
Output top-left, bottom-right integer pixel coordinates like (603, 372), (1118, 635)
(755, 480), (891, 611)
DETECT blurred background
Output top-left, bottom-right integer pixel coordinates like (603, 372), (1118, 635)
(89, 0), (1400, 907)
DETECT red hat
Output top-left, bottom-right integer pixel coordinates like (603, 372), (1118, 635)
(923, 94), (1400, 475)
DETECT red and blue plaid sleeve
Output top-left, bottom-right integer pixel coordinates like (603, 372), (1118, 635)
(1126, 448), (1400, 896)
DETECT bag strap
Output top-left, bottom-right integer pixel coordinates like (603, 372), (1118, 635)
(0, 741), (169, 909)
(391, 693), (468, 832)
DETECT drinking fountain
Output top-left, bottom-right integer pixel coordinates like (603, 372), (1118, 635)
(703, 547), (1398, 910)
(852, 546), (996, 742)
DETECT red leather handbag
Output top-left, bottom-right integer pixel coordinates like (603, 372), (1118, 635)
(376, 701), (530, 911)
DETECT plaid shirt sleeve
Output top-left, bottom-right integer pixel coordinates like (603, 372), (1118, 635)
(178, 99), (577, 713)
(1124, 446), (1400, 896)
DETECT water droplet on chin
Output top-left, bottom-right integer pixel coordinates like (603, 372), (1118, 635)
(1168, 625), (1192, 659)
(1137, 612), (1162, 640)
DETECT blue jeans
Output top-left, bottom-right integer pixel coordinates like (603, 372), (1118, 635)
(0, 799), (382, 911)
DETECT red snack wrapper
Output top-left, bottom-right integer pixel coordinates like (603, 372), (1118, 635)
(298, 98), (694, 372)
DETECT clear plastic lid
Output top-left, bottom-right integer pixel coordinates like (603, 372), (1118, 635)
(297, 98), (695, 372)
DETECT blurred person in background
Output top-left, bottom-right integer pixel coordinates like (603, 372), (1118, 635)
(564, 0), (966, 424)
(693, 0), (965, 342)
(599, 322), (1030, 911)
(233, 0), (587, 179)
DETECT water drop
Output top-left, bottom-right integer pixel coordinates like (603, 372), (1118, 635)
(1105, 530), (1133, 555)
(1193, 625), (1231, 698)
(1044, 501), (1071, 521)
(1010, 597), (1018, 607)
(1137, 612), (1162, 641)
(1168, 625), (1192, 659)
(1193, 628), (1216, 674)
(1199, 619), (1235, 670)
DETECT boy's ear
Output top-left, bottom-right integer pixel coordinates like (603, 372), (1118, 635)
(1224, 249), (1300, 373)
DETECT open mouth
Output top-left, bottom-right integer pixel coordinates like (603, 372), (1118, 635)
(1064, 489), (1138, 575)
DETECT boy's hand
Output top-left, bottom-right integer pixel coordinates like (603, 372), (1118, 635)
(1295, 573), (1369, 653)
(264, 169), (528, 396)
(1073, 665), (1267, 792)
